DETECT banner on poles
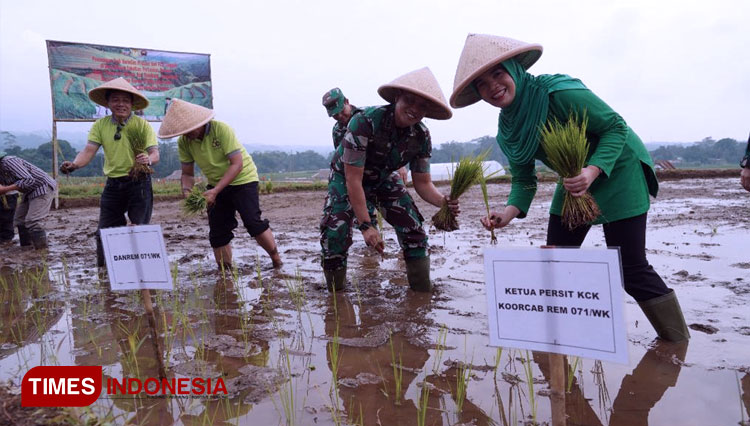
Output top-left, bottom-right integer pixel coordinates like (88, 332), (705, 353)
(46, 40), (211, 121)
(484, 247), (628, 364)
(100, 225), (173, 291)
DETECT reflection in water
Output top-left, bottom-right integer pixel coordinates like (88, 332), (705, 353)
(323, 290), (494, 425)
(530, 340), (689, 426)
(609, 340), (689, 426)
(0, 265), (64, 362)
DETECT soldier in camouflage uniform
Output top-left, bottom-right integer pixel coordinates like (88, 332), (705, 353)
(322, 88), (363, 150)
(320, 68), (458, 292)
(323, 88), (409, 182)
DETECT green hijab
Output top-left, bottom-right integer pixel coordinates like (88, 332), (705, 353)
(496, 59), (587, 165)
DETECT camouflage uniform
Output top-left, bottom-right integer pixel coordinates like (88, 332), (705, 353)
(331, 105), (363, 149)
(320, 104), (431, 271)
(327, 104), (380, 225)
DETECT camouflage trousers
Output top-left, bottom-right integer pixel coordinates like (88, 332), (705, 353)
(320, 171), (427, 271)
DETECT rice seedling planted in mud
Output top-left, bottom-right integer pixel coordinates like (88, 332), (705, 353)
(431, 324), (448, 375)
(416, 377), (431, 426)
(432, 151), (489, 232)
(125, 125), (154, 180)
(540, 113), (601, 230)
(182, 184), (208, 216)
(522, 350), (537, 423)
(389, 332), (404, 405)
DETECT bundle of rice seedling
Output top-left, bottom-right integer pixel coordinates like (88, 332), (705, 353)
(479, 173), (498, 244)
(432, 151), (488, 231)
(125, 125), (153, 180)
(181, 185), (208, 216)
(540, 113), (601, 230)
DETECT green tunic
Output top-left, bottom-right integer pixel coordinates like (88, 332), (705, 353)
(506, 88), (657, 224)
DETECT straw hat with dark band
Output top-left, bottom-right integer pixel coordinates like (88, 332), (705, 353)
(88, 77), (150, 111)
(158, 99), (215, 139)
(450, 34), (543, 108)
(378, 67), (452, 120)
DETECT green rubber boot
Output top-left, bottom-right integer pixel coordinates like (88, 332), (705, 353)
(405, 256), (432, 292)
(324, 268), (346, 292)
(638, 290), (690, 342)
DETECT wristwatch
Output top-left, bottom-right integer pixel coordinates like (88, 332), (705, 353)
(741, 154), (750, 169)
(357, 221), (373, 231)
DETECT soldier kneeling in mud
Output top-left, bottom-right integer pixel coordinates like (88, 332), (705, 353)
(319, 67), (458, 292)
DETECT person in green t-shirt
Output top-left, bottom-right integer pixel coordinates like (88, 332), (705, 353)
(158, 99), (282, 270)
(60, 78), (160, 267)
(450, 34), (689, 342)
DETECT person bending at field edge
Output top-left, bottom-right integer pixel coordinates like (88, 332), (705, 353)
(158, 99), (282, 270)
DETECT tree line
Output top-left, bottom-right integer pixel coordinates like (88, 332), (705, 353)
(1, 130), (745, 177)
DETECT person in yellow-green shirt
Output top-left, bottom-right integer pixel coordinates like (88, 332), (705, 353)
(158, 99), (282, 270)
(61, 77), (160, 267)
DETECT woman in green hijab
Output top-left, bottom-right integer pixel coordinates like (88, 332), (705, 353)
(450, 34), (689, 342)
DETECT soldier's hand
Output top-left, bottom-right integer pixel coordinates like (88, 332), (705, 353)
(60, 161), (77, 174)
(398, 167), (408, 184)
(444, 195), (460, 215)
(362, 227), (384, 254)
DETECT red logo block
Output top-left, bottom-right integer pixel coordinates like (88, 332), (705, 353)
(22, 366), (102, 407)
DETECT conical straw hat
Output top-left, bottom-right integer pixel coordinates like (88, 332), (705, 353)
(158, 99), (215, 139)
(88, 77), (150, 111)
(450, 34), (543, 108)
(377, 67), (452, 120)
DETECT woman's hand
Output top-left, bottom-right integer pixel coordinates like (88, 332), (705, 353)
(480, 205), (520, 231)
(563, 165), (601, 197)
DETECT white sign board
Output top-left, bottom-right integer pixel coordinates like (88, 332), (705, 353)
(100, 225), (173, 291)
(484, 247), (628, 364)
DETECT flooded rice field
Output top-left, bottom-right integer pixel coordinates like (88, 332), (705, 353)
(1, 176), (748, 425)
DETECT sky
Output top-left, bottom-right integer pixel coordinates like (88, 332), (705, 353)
(1, 0), (748, 149)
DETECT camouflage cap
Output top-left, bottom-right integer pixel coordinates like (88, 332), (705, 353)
(322, 87), (346, 117)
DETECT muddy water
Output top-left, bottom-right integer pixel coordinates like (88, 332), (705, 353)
(1, 177), (748, 425)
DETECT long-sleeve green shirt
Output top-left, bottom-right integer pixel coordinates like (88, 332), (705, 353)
(506, 88), (658, 224)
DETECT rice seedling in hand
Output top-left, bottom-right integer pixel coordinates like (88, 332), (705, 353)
(125, 125), (153, 180)
(432, 151), (488, 231)
(479, 171), (498, 244)
(181, 184), (208, 216)
(540, 113), (601, 230)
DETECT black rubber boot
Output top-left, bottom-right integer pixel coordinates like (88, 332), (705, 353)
(29, 229), (48, 250)
(17, 226), (31, 247)
(323, 268), (346, 292)
(638, 290), (690, 342)
(405, 256), (432, 292)
(95, 229), (106, 267)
